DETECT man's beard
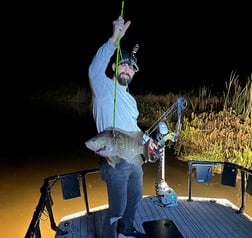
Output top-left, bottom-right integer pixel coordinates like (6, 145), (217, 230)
(117, 73), (132, 86)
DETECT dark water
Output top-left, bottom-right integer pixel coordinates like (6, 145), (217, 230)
(1, 102), (251, 238)
(1, 101), (96, 156)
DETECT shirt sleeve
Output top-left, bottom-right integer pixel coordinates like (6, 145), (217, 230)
(88, 39), (117, 98)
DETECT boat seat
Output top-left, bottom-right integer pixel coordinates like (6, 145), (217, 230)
(143, 219), (183, 238)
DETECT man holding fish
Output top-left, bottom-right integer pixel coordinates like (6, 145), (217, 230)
(88, 15), (159, 238)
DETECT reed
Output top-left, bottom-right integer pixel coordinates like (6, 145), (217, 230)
(135, 73), (252, 169)
(31, 73), (252, 168)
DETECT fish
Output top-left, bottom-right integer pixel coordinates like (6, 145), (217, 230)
(85, 127), (150, 165)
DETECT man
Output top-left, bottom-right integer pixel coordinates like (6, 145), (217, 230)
(88, 15), (153, 238)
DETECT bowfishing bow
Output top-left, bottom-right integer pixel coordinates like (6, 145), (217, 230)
(144, 97), (187, 207)
(144, 97), (187, 149)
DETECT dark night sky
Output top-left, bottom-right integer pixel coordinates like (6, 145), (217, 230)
(4, 1), (252, 100)
(1, 1), (251, 155)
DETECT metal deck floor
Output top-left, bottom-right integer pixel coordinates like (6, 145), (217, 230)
(56, 196), (252, 238)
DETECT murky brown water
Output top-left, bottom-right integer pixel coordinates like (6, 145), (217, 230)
(1, 150), (251, 238)
(1, 102), (251, 238)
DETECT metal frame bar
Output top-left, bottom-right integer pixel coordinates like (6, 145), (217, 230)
(25, 168), (100, 238)
(187, 160), (252, 214)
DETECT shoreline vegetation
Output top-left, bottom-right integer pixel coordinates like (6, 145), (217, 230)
(32, 72), (252, 170)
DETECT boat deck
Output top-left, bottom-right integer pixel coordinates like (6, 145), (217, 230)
(56, 195), (252, 238)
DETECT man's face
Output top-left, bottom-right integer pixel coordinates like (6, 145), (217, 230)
(117, 63), (136, 86)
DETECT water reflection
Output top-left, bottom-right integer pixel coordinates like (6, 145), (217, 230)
(1, 102), (251, 238)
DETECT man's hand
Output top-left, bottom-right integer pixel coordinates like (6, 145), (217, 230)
(147, 139), (163, 163)
(110, 16), (131, 45)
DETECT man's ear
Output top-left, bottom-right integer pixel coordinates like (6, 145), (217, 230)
(112, 63), (116, 71)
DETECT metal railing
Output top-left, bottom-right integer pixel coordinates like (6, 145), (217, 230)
(25, 168), (100, 238)
(25, 161), (252, 237)
(187, 160), (252, 213)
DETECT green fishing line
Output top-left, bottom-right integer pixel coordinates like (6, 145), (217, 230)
(113, 0), (125, 128)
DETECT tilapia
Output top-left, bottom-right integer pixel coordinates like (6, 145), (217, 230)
(85, 127), (149, 164)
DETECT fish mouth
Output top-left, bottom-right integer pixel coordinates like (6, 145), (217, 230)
(95, 146), (106, 153)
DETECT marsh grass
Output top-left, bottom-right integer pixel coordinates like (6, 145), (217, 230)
(136, 73), (252, 169)
(32, 73), (252, 168)
(223, 71), (251, 117)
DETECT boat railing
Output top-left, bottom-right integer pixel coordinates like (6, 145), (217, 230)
(25, 168), (100, 238)
(187, 160), (252, 213)
(25, 161), (252, 238)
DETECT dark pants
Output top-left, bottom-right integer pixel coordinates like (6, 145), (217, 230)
(99, 158), (143, 238)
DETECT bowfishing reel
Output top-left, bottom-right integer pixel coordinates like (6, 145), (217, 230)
(143, 121), (169, 163)
(156, 121), (169, 147)
(149, 121), (169, 163)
